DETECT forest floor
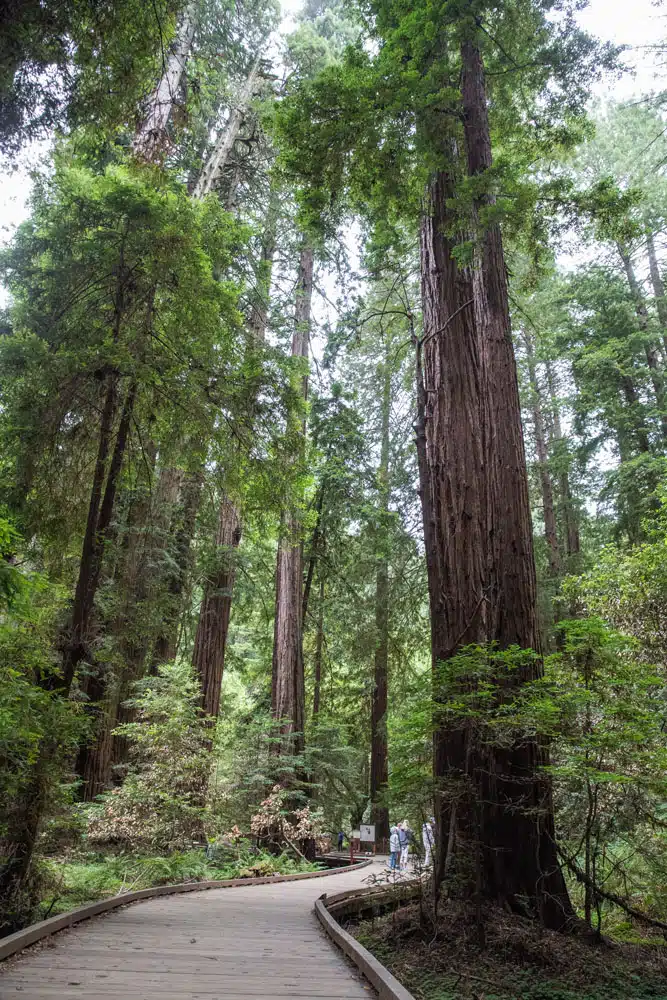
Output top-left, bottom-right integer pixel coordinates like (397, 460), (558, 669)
(353, 899), (667, 1000)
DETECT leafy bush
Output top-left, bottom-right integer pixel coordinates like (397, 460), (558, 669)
(87, 663), (211, 851)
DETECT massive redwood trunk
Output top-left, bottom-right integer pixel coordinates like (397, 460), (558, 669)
(271, 243), (313, 754)
(370, 357), (391, 844)
(416, 38), (572, 930)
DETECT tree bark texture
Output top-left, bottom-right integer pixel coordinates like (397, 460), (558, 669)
(414, 38), (573, 929)
(133, 4), (197, 160)
(522, 331), (561, 576)
(270, 244), (313, 754)
(370, 357), (391, 843)
(193, 498), (242, 719)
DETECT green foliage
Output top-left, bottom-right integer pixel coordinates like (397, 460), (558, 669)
(38, 846), (320, 917)
(87, 663), (211, 851)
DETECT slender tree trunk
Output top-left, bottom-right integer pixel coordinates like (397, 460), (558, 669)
(545, 362), (580, 559)
(193, 56), (262, 199)
(619, 373), (651, 454)
(370, 356), (391, 843)
(61, 379), (136, 693)
(271, 244), (313, 755)
(312, 573), (325, 719)
(133, 3), (197, 160)
(522, 332), (561, 576)
(619, 246), (667, 445)
(152, 466), (204, 666)
(190, 195), (277, 716)
(646, 231), (667, 359)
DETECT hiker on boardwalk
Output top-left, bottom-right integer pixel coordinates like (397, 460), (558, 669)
(337, 830), (345, 851)
(389, 824), (400, 870)
(422, 816), (435, 867)
(398, 820), (411, 870)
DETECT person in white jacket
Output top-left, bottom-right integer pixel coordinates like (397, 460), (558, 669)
(389, 825), (400, 870)
(422, 816), (435, 867)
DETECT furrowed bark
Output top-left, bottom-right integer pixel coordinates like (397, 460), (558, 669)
(193, 498), (242, 719)
(458, 37), (573, 928)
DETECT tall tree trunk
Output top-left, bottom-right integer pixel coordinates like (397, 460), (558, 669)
(271, 243), (313, 755)
(312, 572), (325, 719)
(370, 356), (391, 843)
(191, 195), (277, 717)
(618, 246), (667, 445)
(415, 38), (572, 929)
(61, 379), (136, 693)
(133, 3), (197, 160)
(152, 466), (204, 666)
(193, 498), (242, 718)
(0, 381), (136, 916)
(522, 331), (561, 576)
(646, 230), (667, 359)
(193, 56), (262, 199)
(545, 362), (580, 559)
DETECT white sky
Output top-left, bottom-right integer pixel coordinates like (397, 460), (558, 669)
(0, 0), (665, 259)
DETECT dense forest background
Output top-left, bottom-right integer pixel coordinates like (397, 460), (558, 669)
(3, 0), (667, 967)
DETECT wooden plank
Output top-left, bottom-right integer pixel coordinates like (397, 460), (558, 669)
(0, 863), (379, 1000)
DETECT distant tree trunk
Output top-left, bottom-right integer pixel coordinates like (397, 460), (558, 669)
(370, 356), (391, 843)
(191, 196), (277, 717)
(193, 498), (242, 718)
(545, 362), (580, 559)
(61, 379), (136, 694)
(619, 373), (651, 454)
(522, 331), (561, 576)
(646, 231), (667, 359)
(271, 243), (313, 755)
(312, 572), (325, 720)
(0, 380), (136, 916)
(193, 55), (262, 198)
(152, 466), (204, 666)
(618, 246), (667, 445)
(133, 3), (197, 160)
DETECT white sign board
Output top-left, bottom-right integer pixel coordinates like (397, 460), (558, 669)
(360, 824), (375, 843)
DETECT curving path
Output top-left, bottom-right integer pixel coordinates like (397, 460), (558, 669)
(0, 861), (383, 1000)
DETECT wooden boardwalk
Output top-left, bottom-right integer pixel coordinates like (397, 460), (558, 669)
(0, 861), (382, 1000)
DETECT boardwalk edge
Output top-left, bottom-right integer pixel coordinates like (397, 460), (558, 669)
(315, 890), (418, 1000)
(0, 857), (372, 962)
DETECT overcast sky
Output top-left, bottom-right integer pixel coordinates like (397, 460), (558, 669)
(0, 0), (665, 248)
